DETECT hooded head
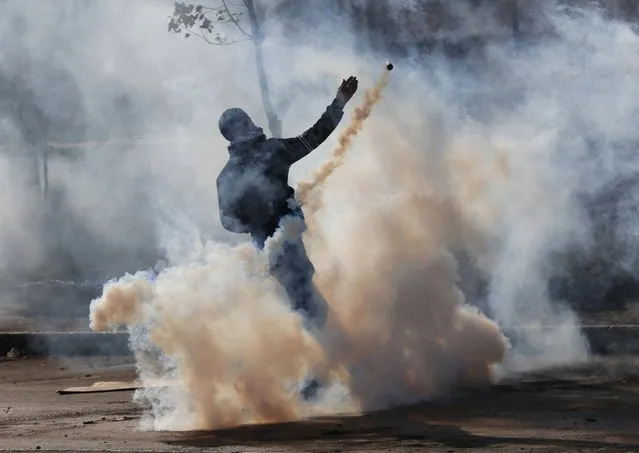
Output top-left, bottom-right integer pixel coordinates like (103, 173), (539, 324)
(218, 108), (265, 145)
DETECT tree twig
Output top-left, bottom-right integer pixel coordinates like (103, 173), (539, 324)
(187, 27), (252, 45)
(221, 0), (253, 38)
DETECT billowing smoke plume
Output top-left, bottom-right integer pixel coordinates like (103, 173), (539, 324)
(89, 72), (508, 430)
(4, 0), (639, 432)
(87, 0), (639, 431)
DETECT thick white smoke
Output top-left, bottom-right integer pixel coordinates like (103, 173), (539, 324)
(87, 0), (639, 429)
(90, 71), (509, 429)
(1, 0), (638, 431)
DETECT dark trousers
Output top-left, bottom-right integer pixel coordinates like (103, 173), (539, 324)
(251, 208), (328, 331)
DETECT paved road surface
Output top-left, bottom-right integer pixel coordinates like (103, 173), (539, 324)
(1, 356), (639, 452)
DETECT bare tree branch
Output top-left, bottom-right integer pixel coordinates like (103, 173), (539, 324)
(222, 0), (253, 38)
(167, 1), (280, 137)
(187, 26), (252, 45)
(168, 1), (254, 45)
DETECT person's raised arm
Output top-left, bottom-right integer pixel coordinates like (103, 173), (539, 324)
(280, 76), (358, 165)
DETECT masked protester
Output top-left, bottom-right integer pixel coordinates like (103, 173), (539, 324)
(216, 77), (358, 401)
(216, 76), (358, 325)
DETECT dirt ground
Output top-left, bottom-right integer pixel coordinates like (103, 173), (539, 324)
(0, 314), (94, 333)
(4, 304), (639, 333)
(1, 356), (639, 452)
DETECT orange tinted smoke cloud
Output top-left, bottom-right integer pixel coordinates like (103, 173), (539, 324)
(88, 66), (509, 432)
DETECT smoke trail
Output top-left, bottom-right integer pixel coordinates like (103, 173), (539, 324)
(295, 70), (392, 210)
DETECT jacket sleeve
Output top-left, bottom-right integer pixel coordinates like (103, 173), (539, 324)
(280, 97), (345, 164)
(219, 205), (249, 234)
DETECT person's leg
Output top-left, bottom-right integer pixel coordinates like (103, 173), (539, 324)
(270, 234), (328, 331)
(266, 212), (329, 401)
(254, 218), (325, 328)
(253, 205), (334, 395)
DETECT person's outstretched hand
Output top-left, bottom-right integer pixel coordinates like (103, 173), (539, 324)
(336, 76), (358, 106)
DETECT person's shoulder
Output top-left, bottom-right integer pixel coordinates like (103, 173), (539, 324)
(265, 136), (297, 147)
(263, 137), (294, 151)
(264, 136), (284, 144)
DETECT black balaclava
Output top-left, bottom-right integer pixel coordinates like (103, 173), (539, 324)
(218, 108), (265, 144)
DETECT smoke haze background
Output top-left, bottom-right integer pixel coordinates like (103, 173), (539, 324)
(0, 0), (637, 427)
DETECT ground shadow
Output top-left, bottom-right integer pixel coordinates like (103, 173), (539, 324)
(164, 375), (639, 451)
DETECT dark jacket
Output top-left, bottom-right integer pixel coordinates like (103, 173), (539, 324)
(216, 98), (345, 239)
